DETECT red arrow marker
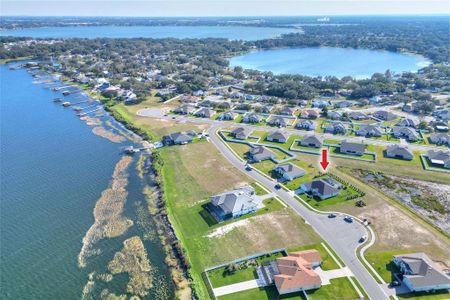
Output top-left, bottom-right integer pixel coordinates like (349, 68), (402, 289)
(320, 148), (330, 171)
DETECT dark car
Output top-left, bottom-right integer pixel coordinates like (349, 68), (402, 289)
(274, 184), (281, 190)
(344, 216), (353, 223)
(328, 213), (337, 218)
(245, 165), (252, 171)
(389, 281), (401, 287)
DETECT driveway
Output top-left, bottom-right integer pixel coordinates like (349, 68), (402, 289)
(315, 266), (354, 285)
(213, 279), (265, 297)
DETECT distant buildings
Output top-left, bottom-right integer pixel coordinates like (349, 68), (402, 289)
(373, 110), (397, 121)
(217, 111), (236, 121)
(429, 133), (450, 146)
(296, 120), (316, 131)
(396, 118), (420, 128)
(173, 104), (196, 115)
(349, 111), (368, 121)
(268, 116), (288, 127)
(325, 121), (347, 135)
(393, 253), (450, 292)
(194, 107), (215, 118)
(355, 124), (383, 137)
(392, 126), (419, 142)
(301, 109), (319, 119)
(243, 112), (263, 123)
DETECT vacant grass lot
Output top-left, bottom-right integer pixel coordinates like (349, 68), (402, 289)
(217, 286), (303, 300)
(159, 142), (324, 299)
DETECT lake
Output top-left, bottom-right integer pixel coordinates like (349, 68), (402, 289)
(0, 25), (299, 40)
(230, 47), (430, 78)
(0, 64), (175, 299)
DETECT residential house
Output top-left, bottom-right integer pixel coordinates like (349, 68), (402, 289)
(334, 100), (354, 108)
(312, 100), (330, 108)
(267, 131), (289, 143)
(279, 106), (296, 116)
(273, 163), (306, 181)
(207, 186), (259, 221)
(198, 99), (213, 107)
(386, 144), (414, 160)
(230, 127), (253, 140)
(369, 96), (382, 104)
(248, 146), (276, 162)
(325, 121), (347, 134)
(300, 135), (323, 148)
(432, 121), (449, 132)
(328, 111), (343, 120)
(393, 253), (450, 292)
(162, 131), (196, 145)
(373, 110), (397, 121)
(301, 109), (319, 119)
(429, 133), (450, 146)
(356, 124), (384, 137)
(392, 126), (419, 142)
(298, 179), (340, 199)
(272, 250), (322, 295)
(261, 105), (273, 114)
(349, 111), (368, 120)
(173, 104), (195, 115)
(396, 118), (420, 128)
(268, 116), (288, 127)
(243, 112), (263, 124)
(194, 107), (215, 118)
(192, 90), (205, 97)
(427, 150), (450, 169)
(296, 120), (316, 131)
(217, 111), (236, 121)
(340, 141), (366, 156)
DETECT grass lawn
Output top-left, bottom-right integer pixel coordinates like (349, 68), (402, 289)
(298, 182), (362, 210)
(329, 146), (376, 161)
(217, 286), (304, 300)
(207, 252), (285, 288)
(226, 142), (252, 160)
(364, 250), (406, 282)
(159, 142), (324, 299)
(251, 182), (269, 196)
(398, 290), (450, 300)
(306, 278), (360, 300)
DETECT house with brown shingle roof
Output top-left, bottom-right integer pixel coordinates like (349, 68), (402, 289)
(273, 250), (322, 295)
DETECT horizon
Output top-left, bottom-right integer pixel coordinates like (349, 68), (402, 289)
(2, 0), (449, 17)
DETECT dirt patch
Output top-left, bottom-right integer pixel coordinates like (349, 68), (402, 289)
(78, 156), (134, 267)
(80, 116), (102, 126)
(206, 218), (250, 238)
(92, 126), (126, 143)
(108, 236), (153, 297)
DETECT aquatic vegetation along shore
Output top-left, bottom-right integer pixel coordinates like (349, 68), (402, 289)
(78, 156), (134, 267)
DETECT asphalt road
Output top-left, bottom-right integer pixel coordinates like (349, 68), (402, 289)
(207, 125), (389, 300)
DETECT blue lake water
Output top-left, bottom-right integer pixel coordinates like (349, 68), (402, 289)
(0, 25), (298, 40)
(230, 47), (430, 78)
(0, 65), (174, 299)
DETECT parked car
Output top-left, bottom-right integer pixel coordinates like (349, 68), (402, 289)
(389, 280), (401, 287)
(245, 165), (252, 171)
(344, 216), (353, 223)
(359, 235), (367, 243)
(274, 184), (281, 190)
(328, 213), (337, 218)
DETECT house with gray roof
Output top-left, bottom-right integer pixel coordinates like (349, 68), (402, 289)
(328, 111), (343, 120)
(392, 126), (419, 142)
(393, 253), (450, 292)
(217, 111), (236, 121)
(325, 121), (347, 134)
(300, 135), (323, 148)
(296, 120), (316, 131)
(396, 118), (420, 128)
(334, 100), (354, 108)
(300, 109), (319, 119)
(373, 110), (397, 121)
(267, 131), (289, 143)
(162, 131), (196, 145)
(280, 106), (296, 116)
(340, 141), (366, 156)
(207, 186), (259, 221)
(274, 163), (306, 181)
(429, 133), (450, 146)
(173, 104), (195, 115)
(427, 150), (450, 169)
(349, 111), (368, 120)
(268, 116), (288, 127)
(243, 112), (263, 123)
(248, 146), (276, 162)
(298, 179), (340, 199)
(386, 144), (414, 160)
(356, 124), (384, 137)
(194, 107), (215, 118)
(261, 105), (273, 114)
(231, 127), (253, 140)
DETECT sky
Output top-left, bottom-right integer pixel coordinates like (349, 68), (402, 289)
(1, 0), (449, 17)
